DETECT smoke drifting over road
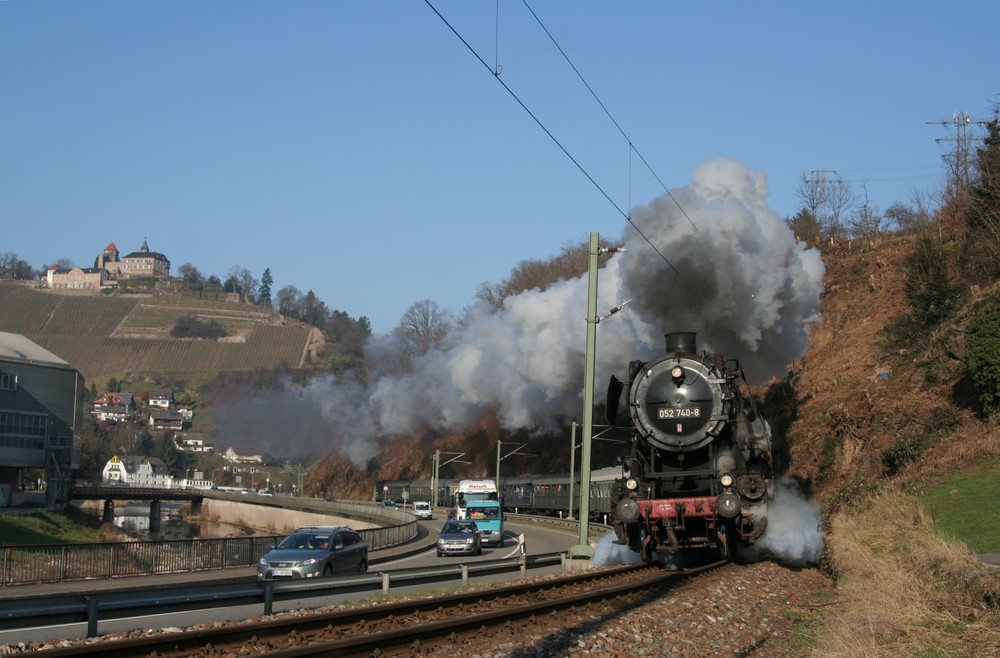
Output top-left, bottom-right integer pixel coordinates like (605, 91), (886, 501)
(215, 158), (824, 464)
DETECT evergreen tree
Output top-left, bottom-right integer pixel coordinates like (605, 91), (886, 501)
(962, 103), (1000, 282)
(258, 268), (273, 307)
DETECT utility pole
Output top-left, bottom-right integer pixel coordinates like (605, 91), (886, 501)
(568, 232), (626, 560)
(566, 421), (578, 521)
(927, 111), (990, 197)
(282, 462), (308, 497)
(431, 450), (467, 507)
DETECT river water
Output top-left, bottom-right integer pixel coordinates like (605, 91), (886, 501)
(75, 501), (267, 540)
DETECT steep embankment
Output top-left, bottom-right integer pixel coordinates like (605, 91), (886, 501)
(778, 235), (998, 502)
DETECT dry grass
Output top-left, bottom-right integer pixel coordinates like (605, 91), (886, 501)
(815, 490), (1000, 657)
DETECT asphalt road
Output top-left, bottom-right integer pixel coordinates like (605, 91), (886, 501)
(0, 519), (581, 645)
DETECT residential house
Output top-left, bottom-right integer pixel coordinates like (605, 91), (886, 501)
(102, 455), (172, 488)
(91, 391), (135, 423)
(149, 409), (184, 431)
(93, 391), (134, 408)
(222, 446), (263, 465)
(148, 391), (174, 409)
(92, 404), (131, 423)
(176, 432), (212, 453)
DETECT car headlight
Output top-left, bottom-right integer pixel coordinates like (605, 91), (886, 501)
(259, 557), (268, 566)
(301, 558), (319, 565)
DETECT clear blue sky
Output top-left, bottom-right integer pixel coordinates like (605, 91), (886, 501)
(2, 1), (996, 334)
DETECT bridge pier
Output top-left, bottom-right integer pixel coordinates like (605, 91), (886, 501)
(191, 498), (203, 514)
(149, 500), (161, 534)
(102, 499), (114, 523)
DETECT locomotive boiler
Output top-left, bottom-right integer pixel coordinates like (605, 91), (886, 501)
(606, 331), (773, 563)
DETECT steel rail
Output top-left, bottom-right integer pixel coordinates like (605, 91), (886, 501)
(254, 562), (727, 658)
(24, 561), (710, 658)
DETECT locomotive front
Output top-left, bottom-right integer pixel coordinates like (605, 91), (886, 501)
(608, 332), (773, 563)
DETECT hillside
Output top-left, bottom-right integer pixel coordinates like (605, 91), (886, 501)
(0, 282), (316, 383)
(307, 233), (1000, 508)
(775, 235), (999, 504)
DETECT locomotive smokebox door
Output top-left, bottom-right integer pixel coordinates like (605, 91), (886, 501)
(628, 352), (726, 452)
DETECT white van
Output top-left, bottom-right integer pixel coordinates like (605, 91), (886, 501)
(412, 501), (433, 520)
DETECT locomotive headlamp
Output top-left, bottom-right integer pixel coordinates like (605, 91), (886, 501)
(716, 492), (741, 518)
(670, 365), (684, 380)
(625, 477), (639, 491)
(719, 473), (734, 488)
(615, 498), (641, 524)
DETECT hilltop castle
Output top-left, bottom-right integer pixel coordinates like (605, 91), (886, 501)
(45, 240), (171, 290)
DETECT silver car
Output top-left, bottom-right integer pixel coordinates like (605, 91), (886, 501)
(437, 520), (482, 557)
(257, 526), (368, 579)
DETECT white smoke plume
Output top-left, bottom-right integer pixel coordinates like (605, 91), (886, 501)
(591, 532), (644, 568)
(215, 158), (825, 464)
(749, 478), (825, 567)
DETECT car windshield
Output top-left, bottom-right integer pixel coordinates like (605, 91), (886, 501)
(442, 522), (476, 534)
(276, 532), (331, 550)
(467, 507), (499, 520)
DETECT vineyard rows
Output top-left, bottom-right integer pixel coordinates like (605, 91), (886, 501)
(1, 284), (312, 379)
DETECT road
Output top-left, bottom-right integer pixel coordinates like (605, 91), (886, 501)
(0, 519), (580, 646)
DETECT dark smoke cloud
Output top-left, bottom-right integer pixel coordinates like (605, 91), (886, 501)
(216, 158), (824, 465)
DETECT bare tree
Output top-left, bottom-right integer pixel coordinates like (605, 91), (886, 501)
(238, 269), (258, 303)
(396, 299), (452, 360)
(795, 171), (854, 241)
(475, 237), (618, 310)
(0, 252), (36, 280)
(846, 187), (884, 241)
(795, 172), (827, 219)
(825, 178), (854, 241)
(225, 265), (257, 302)
(276, 285), (302, 318)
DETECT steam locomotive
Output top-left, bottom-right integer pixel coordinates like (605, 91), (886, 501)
(606, 332), (773, 563)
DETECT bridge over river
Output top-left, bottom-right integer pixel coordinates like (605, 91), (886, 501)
(71, 483), (208, 532)
(69, 482), (402, 538)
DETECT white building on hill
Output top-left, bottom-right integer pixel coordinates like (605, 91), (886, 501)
(102, 455), (173, 488)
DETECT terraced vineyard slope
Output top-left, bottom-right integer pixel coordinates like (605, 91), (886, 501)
(0, 282), (312, 379)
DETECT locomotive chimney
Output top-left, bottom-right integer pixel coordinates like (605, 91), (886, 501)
(664, 332), (697, 354)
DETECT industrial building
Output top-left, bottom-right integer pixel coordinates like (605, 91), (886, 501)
(0, 331), (83, 506)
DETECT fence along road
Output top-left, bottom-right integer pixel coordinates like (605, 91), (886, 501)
(2, 489), (419, 586)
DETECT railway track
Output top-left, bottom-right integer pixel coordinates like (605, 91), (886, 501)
(25, 560), (725, 658)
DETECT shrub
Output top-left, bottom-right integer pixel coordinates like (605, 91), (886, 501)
(964, 301), (1000, 416)
(881, 406), (961, 475)
(880, 237), (967, 352)
(170, 313), (227, 339)
(905, 236), (967, 329)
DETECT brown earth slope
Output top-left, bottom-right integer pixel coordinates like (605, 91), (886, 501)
(776, 235), (998, 503)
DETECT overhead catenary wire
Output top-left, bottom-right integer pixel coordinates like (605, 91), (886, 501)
(519, 0), (698, 234)
(423, 0), (680, 277)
